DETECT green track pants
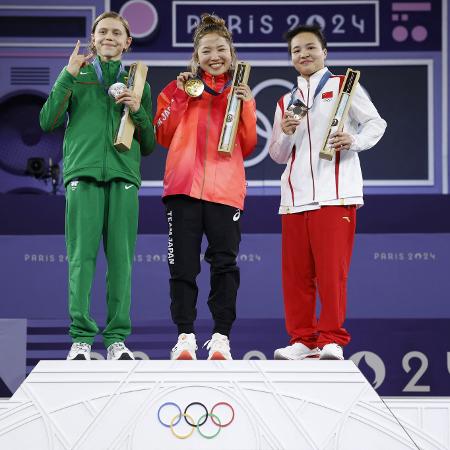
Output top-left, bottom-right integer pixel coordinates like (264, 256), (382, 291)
(65, 179), (138, 348)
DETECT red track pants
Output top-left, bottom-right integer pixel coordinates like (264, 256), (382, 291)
(281, 206), (356, 348)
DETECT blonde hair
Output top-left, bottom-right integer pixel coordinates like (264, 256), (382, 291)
(90, 11), (131, 54)
(189, 13), (237, 75)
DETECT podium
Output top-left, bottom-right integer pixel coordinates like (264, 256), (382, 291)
(0, 360), (442, 449)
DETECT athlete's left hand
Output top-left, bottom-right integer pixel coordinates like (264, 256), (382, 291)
(329, 131), (354, 151)
(234, 83), (253, 102)
(115, 88), (141, 112)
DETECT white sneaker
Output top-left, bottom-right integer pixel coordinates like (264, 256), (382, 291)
(320, 343), (344, 360)
(204, 333), (233, 360)
(274, 342), (320, 360)
(106, 342), (135, 360)
(67, 342), (91, 360)
(170, 333), (197, 360)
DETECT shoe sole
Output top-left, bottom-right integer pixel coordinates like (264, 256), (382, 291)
(319, 355), (344, 360)
(274, 352), (320, 360)
(208, 352), (228, 360)
(174, 350), (195, 360)
(69, 354), (88, 360)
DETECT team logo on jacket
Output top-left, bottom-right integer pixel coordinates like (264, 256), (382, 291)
(70, 180), (79, 191)
(322, 91), (333, 102)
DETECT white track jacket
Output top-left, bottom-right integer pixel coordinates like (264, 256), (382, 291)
(269, 67), (387, 214)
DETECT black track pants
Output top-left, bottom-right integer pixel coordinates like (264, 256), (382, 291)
(164, 195), (241, 336)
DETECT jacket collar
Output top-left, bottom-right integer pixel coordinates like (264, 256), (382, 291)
(95, 58), (124, 85)
(201, 70), (230, 89)
(297, 66), (329, 85)
(296, 66), (330, 104)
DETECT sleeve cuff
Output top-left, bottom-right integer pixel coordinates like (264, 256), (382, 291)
(130, 105), (151, 128)
(242, 98), (256, 110)
(57, 68), (76, 89)
(278, 133), (296, 146)
(348, 134), (359, 151)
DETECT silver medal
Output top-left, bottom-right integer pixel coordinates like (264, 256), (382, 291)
(108, 82), (127, 99)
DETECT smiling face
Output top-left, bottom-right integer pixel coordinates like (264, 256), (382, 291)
(196, 33), (233, 76)
(290, 32), (327, 79)
(91, 17), (132, 61)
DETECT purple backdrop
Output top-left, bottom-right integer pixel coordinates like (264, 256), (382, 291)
(1, 233), (450, 395)
(2, 234), (449, 320)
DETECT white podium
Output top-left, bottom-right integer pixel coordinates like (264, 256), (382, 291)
(0, 360), (445, 449)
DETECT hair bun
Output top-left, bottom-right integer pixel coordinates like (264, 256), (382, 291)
(189, 12), (236, 75)
(200, 13), (226, 28)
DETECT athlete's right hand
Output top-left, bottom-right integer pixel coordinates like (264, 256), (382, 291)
(66, 40), (94, 77)
(176, 72), (194, 90)
(281, 111), (301, 135)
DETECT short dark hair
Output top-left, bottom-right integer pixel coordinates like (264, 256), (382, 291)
(284, 25), (327, 54)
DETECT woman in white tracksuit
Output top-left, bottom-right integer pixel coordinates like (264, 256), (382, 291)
(270, 24), (387, 361)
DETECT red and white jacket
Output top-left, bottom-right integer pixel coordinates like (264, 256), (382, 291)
(269, 67), (386, 214)
(155, 71), (257, 210)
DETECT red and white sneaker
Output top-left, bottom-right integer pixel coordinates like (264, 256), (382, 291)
(204, 333), (233, 360)
(274, 342), (320, 360)
(319, 343), (344, 360)
(170, 333), (197, 360)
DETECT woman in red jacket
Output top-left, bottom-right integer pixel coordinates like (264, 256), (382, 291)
(155, 13), (257, 360)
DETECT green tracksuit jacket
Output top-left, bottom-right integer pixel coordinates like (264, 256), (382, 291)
(40, 58), (154, 186)
(40, 59), (155, 347)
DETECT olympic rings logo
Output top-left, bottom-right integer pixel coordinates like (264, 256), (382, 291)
(157, 401), (235, 440)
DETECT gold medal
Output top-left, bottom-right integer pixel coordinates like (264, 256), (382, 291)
(184, 78), (204, 97)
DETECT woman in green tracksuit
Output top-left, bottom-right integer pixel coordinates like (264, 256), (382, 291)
(40, 11), (155, 360)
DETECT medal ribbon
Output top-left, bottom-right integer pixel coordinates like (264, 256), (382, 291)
(287, 69), (332, 110)
(202, 77), (232, 96)
(194, 71), (233, 96)
(92, 56), (126, 94)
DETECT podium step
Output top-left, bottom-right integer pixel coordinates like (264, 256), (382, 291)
(0, 360), (445, 449)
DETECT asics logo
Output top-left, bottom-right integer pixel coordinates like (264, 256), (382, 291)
(233, 210), (240, 221)
(125, 184), (133, 190)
